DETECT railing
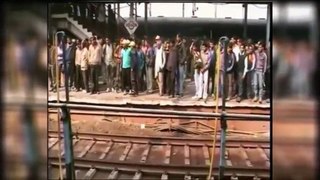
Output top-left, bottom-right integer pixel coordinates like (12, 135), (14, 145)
(48, 102), (270, 121)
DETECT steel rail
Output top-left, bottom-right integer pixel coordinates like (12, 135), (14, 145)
(49, 158), (269, 178)
(48, 131), (269, 148)
(48, 103), (270, 120)
(48, 109), (270, 121)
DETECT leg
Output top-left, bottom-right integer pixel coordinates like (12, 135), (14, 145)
(75, 65), (80, 90)
(246, 71), (252, 99)
(106, 64), (111, 91)
(193, 70), (198, 97)
(258, 71), (264, 102)
(203, 70), (209, 99)
(253, 71), (258, 101)
(198, 72), (204, 99)
(166, 70), (171, 96)
(158, 72), (164, 95)
(82, 70), (89, 92)
(179, 65), (185, 96)
(237, 72), (244, 102)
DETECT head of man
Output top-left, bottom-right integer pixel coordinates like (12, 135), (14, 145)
(258, 43), (265, 53)
(176, 34), (182, 43)
(201, 43), (208, 52)
(92, 37), (98, 46)
(129, 41), (135, 49)
(81, 39), (87, 49)
(209, 41), (214, 50)
(240, 44), (245, 53)
(66, 37), (72, 45)
(247, 45), (254, 54)
(105, 37), (110, 45)
(155, 35), (162, 48)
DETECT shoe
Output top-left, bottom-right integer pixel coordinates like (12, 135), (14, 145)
(192, 96), (198, 99)
(204, 97), (208, 103)
(82, 90), (86, 93)
(97, 91), (100, 94)
(259, 98), (263, 104)
(253, 97), (258, 102)
(236, 97), (241, 103)
(226, 97), (230, 101)
(124, 92), (128, 95)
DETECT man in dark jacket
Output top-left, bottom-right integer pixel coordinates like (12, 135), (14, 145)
(175, 34), (187, 97)
(236, 44), (247, 102)
(65, 37), (77, 89)
(225, 43), (236, 100)
(166, 40), (179, 98)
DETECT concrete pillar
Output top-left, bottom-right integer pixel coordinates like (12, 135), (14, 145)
(144, 2), (148, 36)
(266, 3), (270, 49)
(243, 3), (248, 40)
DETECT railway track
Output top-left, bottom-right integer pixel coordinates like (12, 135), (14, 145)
(48, 131), (270, 179)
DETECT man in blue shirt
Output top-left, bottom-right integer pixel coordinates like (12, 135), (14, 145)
(121, 39), (132, 95)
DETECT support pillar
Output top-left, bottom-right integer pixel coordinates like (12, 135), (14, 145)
(218, 36), (229, 180)
(144, 2), (148, 36)
(266, 3), (271, 50)
(60, 105), (75, 180)
(243, 3), (248, 40)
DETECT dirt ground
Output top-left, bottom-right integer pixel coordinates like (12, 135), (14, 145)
(49, 114), (179, 137)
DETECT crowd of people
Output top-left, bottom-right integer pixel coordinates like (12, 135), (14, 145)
(48, 34), (270, 104)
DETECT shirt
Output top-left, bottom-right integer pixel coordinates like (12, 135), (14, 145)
(103, 43), (114, 65)
(88, 44), (102, 65)
(75, 47), (82, 65)
(80, 48), (89, 70)
(121, 48), (131, 68)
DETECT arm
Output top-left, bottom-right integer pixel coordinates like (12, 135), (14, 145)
(161, 51), (166, 68)
(263, 53), (267, 73)
(243, 56), (248, 78)
(250, 54), (256, 71)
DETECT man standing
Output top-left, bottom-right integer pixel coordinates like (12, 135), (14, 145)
(154, 35), (166, 96)
(121, 40), (132, 95)
(199, 43), (211, 102)
(208, 40), (216, 98)
(88, 37), (102, 94)
(236, 44), (247, 102)
(129, 41), (139, 96)
(114, 39), (124, 93)
(48, 42), (57, 92)
(65, 38), (76, 90)
(253, 43), (267, 103)
(144, 40), (155, 94)
(243, 45), (256, 100)
(175, 34), (187, 97)
(103, 37), (115, 92)
(166, 40), (178, 98)
(75, 39), (83, 91)
(225, 44), (236, 101)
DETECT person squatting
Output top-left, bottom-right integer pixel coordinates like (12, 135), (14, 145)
(49, 34), (269, 104)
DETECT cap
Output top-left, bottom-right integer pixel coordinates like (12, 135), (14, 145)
(129, 41), (135, 47)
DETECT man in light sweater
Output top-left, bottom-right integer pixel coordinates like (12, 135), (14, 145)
(88, 37), (102, 94)
(154, 35), (166, 96)
(103, 37), (115, 92)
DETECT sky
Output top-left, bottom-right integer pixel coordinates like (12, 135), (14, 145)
(116, 3), (315, 21)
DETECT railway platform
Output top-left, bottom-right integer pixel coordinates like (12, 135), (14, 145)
(48, 80), (270, 109)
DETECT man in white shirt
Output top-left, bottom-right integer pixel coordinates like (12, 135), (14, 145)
(103, 37), (115, 92)
(154, 35), (166, 96)
(88, 37), (102, 94)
